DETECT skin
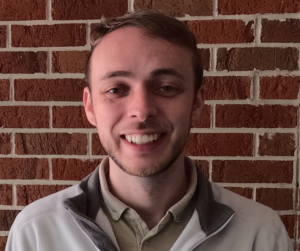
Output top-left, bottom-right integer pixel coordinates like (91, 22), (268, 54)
(84, 27), (203, 229)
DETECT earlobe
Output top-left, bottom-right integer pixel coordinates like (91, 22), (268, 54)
(83, 87), (97, 126)
(191, 87), (204, 124)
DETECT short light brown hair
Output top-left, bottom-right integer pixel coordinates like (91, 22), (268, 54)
(85, 11), (203, 92)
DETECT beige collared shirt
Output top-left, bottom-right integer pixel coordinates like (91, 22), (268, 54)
(98, 158), (198, 251)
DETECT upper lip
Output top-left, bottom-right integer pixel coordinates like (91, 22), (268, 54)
(121, 131), (165, 136)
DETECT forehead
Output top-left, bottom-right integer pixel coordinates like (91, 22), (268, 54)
(90, 27), (193, 81)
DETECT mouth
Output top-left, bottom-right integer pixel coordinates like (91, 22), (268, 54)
(121, 133), (162, 145)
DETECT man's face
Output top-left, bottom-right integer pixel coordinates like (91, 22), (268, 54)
(84, 27), (202, 177)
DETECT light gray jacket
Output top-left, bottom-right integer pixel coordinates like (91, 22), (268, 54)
(5, 160), (293, 251)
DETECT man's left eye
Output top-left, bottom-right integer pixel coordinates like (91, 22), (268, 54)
(160, 86), (173, 92)
(108, 88), (122, 93)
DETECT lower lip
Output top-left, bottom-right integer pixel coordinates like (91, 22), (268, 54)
(121, 134), (166, 152)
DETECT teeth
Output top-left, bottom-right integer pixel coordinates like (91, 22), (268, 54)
(125, 134), (161, 144)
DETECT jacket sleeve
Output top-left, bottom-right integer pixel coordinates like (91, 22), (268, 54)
(275, 223), (294, 251)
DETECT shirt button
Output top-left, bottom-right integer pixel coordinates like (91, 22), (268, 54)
(112, 212), (118, 220)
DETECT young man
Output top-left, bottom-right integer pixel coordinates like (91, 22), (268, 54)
(6, 11), (292, 251)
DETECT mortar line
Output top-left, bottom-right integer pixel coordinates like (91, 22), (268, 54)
(10, 77), (13, 102)
(253, 72), (259, 101)
(253, 133), (258, 157)
(49, 105), (53, 129)
(49, 158), (53, 180)
(11, 132), (15, 156)
(7, 24), (11, 48)
(211, 47), (217, 72)
(128, 0), (134, 12)
(88, 132), (92, 156)
(12, 184), (17, 206)
(255, 18), (261, 44)
(208, 160), (212, 182)
(211, 104), (216, 129)
(0, 231), (9, 236)
(47, 50), (52, 74)
(213, 0), (218, 18)
(47, 0), (52, 21)
(252, 187), (256, 201)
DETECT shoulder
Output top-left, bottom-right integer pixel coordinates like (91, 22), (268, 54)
(12, 184), (81, 230)
(211, 183), (283, 230)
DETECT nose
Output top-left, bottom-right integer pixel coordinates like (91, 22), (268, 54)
(127, 87), (157, 122)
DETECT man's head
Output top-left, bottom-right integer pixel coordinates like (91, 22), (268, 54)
(84, 11), (204, 177)
(85, 11), (203, 93)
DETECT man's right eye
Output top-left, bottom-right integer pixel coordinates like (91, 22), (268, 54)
(108, 88), (122, 94)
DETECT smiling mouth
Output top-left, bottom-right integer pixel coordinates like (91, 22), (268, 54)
(122, 133), (162, 144)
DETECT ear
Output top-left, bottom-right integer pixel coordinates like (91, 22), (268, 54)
(191, 86), (204, 124)
(83, 87), (97, 126)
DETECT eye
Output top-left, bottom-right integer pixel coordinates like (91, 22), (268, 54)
(160, 86), (174, 92)
(108, 88), (122, 94)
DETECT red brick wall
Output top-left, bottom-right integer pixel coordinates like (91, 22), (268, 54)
(0, 0), (299, 249)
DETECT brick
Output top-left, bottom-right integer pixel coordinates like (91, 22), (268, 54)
(15, 133), (87, 155)
(198, 49), (210, 71)
(0, 26), (6, 48)
(224, 187), (253, 199)
(259, 133), (296, 156)
(0, 236), (8, 251)
(0, 106), (49, 128)
(14, 79), (85, 101)
(0, 133), (11, 155)
(217, 47), (299, 71)
(212, 160), (293, 183)
(0, 80), (10, 101)
(256, 188), (293, 210)
(52, 51), (89, 73)
(261, 19), (300, 43)
(193, 160), (209, 179)
(92, 134), (107, 155)
(216, 105), (297, 128)
(0, 184), (12, 205)
(260, 76), (300, 99)
(218, 0), (300, 14)
(12, 24), (86, 47)
(0, 210), (20, 231)
(134, 0), (212, 17)
(17, 185), (70, 206)
(0, 52), (47, 74)
(0, 158), (48, 179)
(187, 20), (254, 44)
(52, 158), (102, 180)
(52, 0), (127, 20)
(53, 106), (93, 128)
(280, 215), (295, 238)
(203, 76), (251, 100)
(0, 0), (46, 21)
(191, 105), (210, 128)
(185, 133), (253, 156)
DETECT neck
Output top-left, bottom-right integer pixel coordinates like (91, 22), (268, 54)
(107, 156), (188, 229)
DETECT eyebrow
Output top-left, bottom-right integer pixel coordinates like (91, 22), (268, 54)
(150, 68), (185, 81)
(100, 71), (135, 81)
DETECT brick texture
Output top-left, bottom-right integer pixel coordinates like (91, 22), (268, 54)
(216, 105), (297, 128)
(17, 185), (71, 206)
(0, 133), (11, 155)
(212, 160), (293, 183)
(224, 187), (253, 199)
(0, 26), (6, 48)
(280, 215), (296, 238)
(193, 160), (209, 179)
(0, 0), (46, 21)
(0, 106), (49, 128)
(203, 76), (251, 100)
(218, 0), (300, 14)
(260, 76), (300, 99)
(256, 188), (293, 210)
(0, 210), (20, 231)
(12, 24), (86, 47)
(0, 184), (12, 205)
(0, 158), (48, 179)
(14, 79), (86, 101)
(52, 106), (93, 128)
(259, 133), (296, 156)
(0, 236), (7, 251)
(0, 52), (47, 74)
(198, 49), (210, 71)
(52, 0), (127, 20)
(185, 133), (253, 156)
(52, 159), (102, 180)
(0, 80), (10, 101)
(52, 51), (89, 73)
(134, 0), (212, 17)
(92, 134), (107, 155)
(217, 47), (299, 71)
(187, 20), (254, 44)
(261, 19), (300, 43)
(191, 105), (211, 128)
(15, 133), (87, 155)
